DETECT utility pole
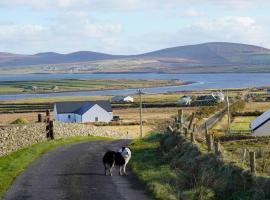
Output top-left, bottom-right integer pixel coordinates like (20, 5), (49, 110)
(226, 91), (230, 134)
(138, 89), (143, 138)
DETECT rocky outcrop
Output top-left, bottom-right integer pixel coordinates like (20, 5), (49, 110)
(0, 122), (126, 156)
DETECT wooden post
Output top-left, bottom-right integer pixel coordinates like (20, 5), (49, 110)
(191, 124), (196, 143)
(168, 126), (174, 134)
(178, 109), (183, 123)
(242, 149), (247, 163)
(49, 120), (54, 140)
(214, 141), (221, 154)
(188, 113), (195, 130)
(250, 151), (256, 173)
(46, 109), (50, 138)
(184, 127), (188, 138)
(204, 122), (208, 138)
(38, 113), (42, 123)
(207, 134), (213, 152)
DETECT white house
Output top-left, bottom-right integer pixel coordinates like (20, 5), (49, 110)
(211, 91), (225, 102)
(54, 100), (113, 123)
(111, 96), (134, 103)
(250, 109), (270, 136)
(177, 96), (192, 106)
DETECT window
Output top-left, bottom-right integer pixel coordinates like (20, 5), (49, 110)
(68, 115), (71, 119)
(95, 117), (98, 122)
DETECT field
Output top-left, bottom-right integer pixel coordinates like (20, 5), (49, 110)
(230, 116), (255, 131)
(221, 138), (270, 175)
(0, 79), (189, 94)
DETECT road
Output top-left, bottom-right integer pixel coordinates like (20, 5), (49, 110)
(3, 140), (152, 200)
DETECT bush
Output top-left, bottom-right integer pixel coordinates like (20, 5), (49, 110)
(11, 118), (29, 125)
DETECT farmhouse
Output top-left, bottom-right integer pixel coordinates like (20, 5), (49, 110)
(54, 100), (113, 123)
(111, 95), (134, 102)
(177, 96), (192, 106)
(251, 109), (270, 136)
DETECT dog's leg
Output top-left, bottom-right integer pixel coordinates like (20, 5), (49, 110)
(123, 163), (127, 175)
(119, 166), (123, 176)
(109, 162), (115, 176)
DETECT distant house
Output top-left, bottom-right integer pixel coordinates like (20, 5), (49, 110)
(177, 96), (192, 106)
(267, 89), (270, 94)
(211, 91), (225, 102)
(111, 96), (134, 103)
(251, 109), (270, 136)
(54, 100), (113, 123)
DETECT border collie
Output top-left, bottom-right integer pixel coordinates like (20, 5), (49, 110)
(103, 147), (131, 176)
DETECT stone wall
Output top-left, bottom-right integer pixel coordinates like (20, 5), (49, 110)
(0, 122), (126, 156)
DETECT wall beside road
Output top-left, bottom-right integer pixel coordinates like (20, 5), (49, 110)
(0, 122), (125, 156)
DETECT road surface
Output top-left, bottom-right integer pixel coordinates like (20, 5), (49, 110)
(3, 140), (152, 200)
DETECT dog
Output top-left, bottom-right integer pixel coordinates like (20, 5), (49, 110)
(102, 147), (131, 176)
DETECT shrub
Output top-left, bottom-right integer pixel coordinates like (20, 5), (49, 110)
(11, 118), (29, 125)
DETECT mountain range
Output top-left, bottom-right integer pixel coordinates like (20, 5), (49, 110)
(1, 42), (270, 73)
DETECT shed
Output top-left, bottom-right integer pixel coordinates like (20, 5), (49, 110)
(251, 109), (270, 136)
(54, 100), (113, 123)
(111, 96), (134, 102)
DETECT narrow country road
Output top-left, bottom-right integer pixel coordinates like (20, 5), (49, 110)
(3, 140), (152, 200)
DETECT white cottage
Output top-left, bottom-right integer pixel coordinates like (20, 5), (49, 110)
(54, 100), (113, 123)
(177, 96), (192, 106)
(111, 96), (134, 103)
(251, 109), (270, 136)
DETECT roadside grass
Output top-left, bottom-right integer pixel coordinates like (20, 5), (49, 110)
(129, 134), (178, 200)
(0, 136), (111, 198)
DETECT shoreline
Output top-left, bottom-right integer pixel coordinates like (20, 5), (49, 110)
(0, 80), (195, 96)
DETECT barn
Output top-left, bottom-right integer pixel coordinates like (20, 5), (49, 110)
(54, 100), (113, 123)
(251, 109), (270, 136)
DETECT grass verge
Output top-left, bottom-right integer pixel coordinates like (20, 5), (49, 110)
(129, 134), (178, 200)
(0, 136), (111, 198)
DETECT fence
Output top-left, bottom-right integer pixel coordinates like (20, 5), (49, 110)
(167, 109), (261, 175)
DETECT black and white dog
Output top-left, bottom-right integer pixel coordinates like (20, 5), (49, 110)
(102, 147), (131, 176)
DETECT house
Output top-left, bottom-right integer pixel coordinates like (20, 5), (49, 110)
(267, 89), (270, 94)
(251, 109), (270, 136)
(111, 96), (134, 103)
(194, 95), (217, 105)
(177, 96), (192, 106)
(54, 100), (113, 123)
(212, 91), (225, 102)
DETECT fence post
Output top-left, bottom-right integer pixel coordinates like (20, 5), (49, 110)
(168, 126), (174, 134)
(188, 112), (195, 130)
(184, 127), (188, 138)
(207, 134), (213, 152)
(242, 149), (247, 163)
(49, 120), (54, 140)
(214, 141), (221, 154)
(250, 151), (256, 173)
(38, 113), (42, 123)
(191, 124), (196, 143)
(45, 109), (50, 138)
(204, 123), (208, 137)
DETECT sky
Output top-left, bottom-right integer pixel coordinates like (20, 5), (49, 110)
(0, 0), (270, 55)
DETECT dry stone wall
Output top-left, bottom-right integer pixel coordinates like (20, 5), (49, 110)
(0, 122), (126, 156)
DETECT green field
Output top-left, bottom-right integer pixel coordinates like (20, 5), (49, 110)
(0, 79), (188, 94)
(230, 116), (255, 131)
(0, 136), (111, 198)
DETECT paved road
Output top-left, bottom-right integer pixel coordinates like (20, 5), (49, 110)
(3, 140), (152, 200)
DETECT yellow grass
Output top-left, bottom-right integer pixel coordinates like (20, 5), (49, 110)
(244, 102), (270, 112)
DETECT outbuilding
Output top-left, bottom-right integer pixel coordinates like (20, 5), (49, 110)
(251, 109), (270, 136)
(54, 100), (113, 123)
(111, 95), (134, 103)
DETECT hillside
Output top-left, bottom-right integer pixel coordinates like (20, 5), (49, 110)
(1, 42), (270, 73)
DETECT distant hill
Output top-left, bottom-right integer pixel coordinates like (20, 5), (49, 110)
(1, 42), (270, 73)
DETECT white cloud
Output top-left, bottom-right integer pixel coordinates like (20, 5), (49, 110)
(182, 8), (204, 17)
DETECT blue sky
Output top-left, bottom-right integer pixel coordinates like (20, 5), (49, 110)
(0, 0), (270, 54)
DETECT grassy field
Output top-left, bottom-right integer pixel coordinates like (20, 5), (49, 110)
(230, 116), (255, 131)
(0, 79), (188, 94)
(244, 102), (270, 112)
(0, 136), (111, 198)
(221, 138), (270, 176)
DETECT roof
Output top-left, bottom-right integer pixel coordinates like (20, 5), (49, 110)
(196, 95), (216, 101)
(55, 100), (112, 115)
(251, 109), (270, 131)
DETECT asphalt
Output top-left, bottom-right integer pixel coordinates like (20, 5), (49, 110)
(3, 140), (152, 200)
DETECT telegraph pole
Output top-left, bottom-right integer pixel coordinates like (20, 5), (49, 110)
(226, 91), (230, 134)
(138, 89), (143, 138)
